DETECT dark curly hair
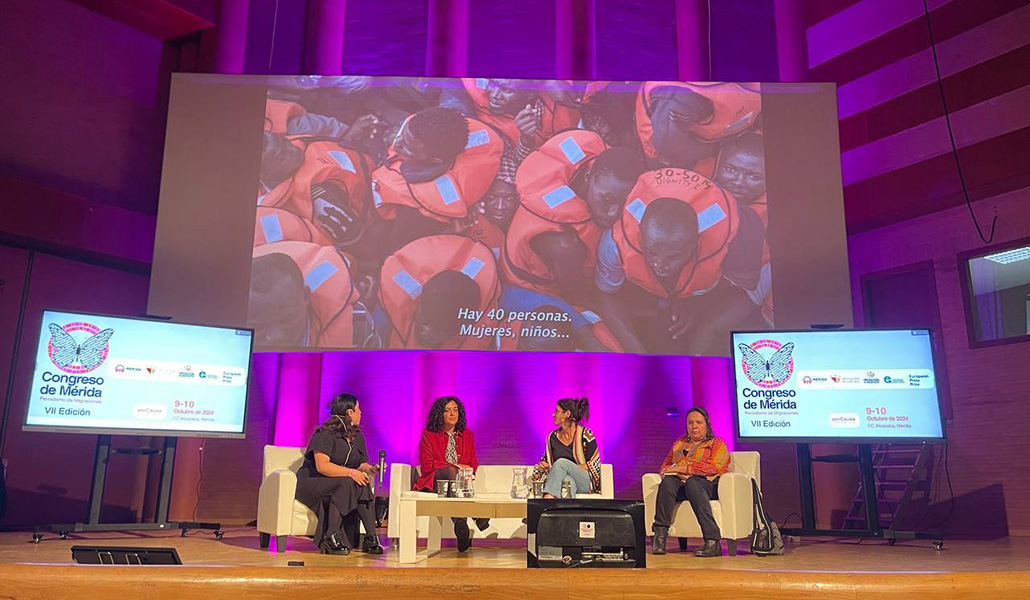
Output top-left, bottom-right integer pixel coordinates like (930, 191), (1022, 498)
(590, 146), (647, 186)
(317, 393), (361, 441)
(407, 107), (469, 163)
(557, 397), (590, 423)
(425, 395), (467, 433)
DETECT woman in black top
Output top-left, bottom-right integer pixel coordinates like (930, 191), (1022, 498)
(295, 393), (383, 555)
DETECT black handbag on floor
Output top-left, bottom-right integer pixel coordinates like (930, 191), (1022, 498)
(748, 478), (784, 556)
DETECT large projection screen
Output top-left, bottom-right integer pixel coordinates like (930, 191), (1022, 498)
(149, 75), (851, 356)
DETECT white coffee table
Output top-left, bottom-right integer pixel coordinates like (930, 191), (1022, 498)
(396, 492), (528, 564)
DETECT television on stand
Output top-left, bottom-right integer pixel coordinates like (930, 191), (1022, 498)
(24, 309), (254, 541)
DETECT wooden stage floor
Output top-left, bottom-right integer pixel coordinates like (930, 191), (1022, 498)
(1, 528), (1028, 599)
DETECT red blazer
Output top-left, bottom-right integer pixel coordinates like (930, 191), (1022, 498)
(413, 428), (480, 492)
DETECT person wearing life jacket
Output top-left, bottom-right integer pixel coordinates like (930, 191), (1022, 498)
(635, 82), (761, 170)
(579, 81), (640, 147)
(595, 172), (745, 354)
(478, 178), (519, 232)
(259, 131), (380, 257)
(248, 242), (358, 349)
(264, 98), (350, 138)
(370, 107), (504, 254)
(372, 235), (501, 350)
(711, 132), (773, 327)
(461, 178), (517, 258)
(533, 79), (586, 143)
(502, 130), (647, 303)
(496, 285), (621, 353)
(443, 79), (581, 151)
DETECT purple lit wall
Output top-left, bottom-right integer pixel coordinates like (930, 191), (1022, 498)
(254, 350), (735, 498)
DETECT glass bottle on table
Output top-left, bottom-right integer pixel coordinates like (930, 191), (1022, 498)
(459, 467), (476, 498)
(510, 467), (529, 499)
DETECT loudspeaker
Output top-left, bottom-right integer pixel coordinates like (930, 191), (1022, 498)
(71, 546), (182, 565)
(526, 499), (646, 568)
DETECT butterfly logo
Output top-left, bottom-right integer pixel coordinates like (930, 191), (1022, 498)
(738, 339), (795, 388)
(47, 322), (115, 374)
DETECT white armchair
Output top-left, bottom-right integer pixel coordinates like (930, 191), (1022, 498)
(386, 463), (615, 541)
(641, 451), (760, 555)
(256, 444), (373, 552)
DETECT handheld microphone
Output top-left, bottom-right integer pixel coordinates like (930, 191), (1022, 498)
(378, 450), (386, 486)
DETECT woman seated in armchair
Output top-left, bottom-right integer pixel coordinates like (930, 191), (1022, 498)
(651, 406), (730, 557)
(294, 393), (383, 555)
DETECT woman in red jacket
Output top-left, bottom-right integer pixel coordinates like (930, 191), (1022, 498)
(413, 396), (488, 552)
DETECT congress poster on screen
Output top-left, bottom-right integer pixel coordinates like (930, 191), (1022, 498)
(733, 330), (944, 441)
(25, 311), (252, 436)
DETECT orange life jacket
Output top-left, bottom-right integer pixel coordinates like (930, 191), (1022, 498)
(612, 169), (739, 298)
(497, 305), (624, 352)
(252, 241), (356, 348)
(462, 79), (581, 146)
(258, 141), (375, 228)
(692, 156), (717, 179)
(635, 82), (761, 158)
(378, 235), (501, 350)
(371, 117), (503, 223)
(253, 206), (332, 247)
(501, 130), (608, 294)
(464, 214), (506, 256)
(582, 81), (610, 105)
(264, 99), (307, 134)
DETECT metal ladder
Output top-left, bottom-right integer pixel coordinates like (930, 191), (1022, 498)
(841, 443), (935, 532)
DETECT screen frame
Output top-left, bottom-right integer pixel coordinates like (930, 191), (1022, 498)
(729, 328), (948, 444)
(149, 75), (853, 357)
(23, 309), (255, 439)
(956, 234), (1030, 350)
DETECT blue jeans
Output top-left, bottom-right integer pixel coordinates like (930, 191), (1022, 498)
(543, 458), (592, 497)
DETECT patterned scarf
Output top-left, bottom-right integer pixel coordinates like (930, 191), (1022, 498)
(445, 430), (458, 464)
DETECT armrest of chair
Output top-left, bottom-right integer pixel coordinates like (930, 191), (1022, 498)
(387, 463), (413, 539)
(257, 468), (299, 536)
(599, 464), (615, 498)
(641, 474), (661, 536)
(714, 472), (754, 540)
(641, 472), (662, 496)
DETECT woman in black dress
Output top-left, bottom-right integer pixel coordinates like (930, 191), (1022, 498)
(295, 393), (383, 555)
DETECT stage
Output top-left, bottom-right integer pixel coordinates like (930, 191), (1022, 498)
(1, 529), (1028, 599)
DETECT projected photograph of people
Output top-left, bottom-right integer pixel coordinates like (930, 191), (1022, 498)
(251, 77), (771, 355)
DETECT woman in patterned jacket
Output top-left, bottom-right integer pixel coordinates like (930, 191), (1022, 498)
(533, 397), (601, 498)
(651, 406), (731, 557)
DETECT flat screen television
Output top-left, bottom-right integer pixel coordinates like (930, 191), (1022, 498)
(24, 310), (253, 438)
(731, 329), (946, 443)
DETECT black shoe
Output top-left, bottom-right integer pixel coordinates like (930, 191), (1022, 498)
(361, 533), (384, 554)
(474, 518), (491, 532)
(320, 532), (350, 555)
(454, 519), (472, 552)
(651, 526), (668, 555)
(694, 539), (721, 557)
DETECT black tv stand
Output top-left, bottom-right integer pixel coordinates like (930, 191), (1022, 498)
(780, 443), (944, 550)
(32, 435), (221, 542)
